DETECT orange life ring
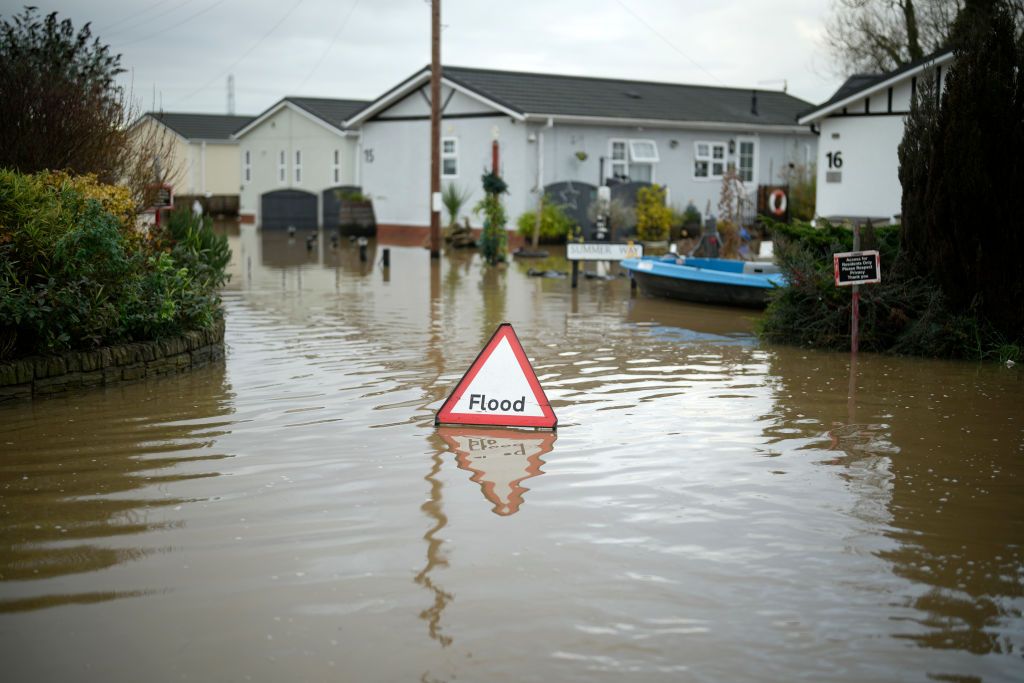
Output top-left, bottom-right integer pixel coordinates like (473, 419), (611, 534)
(769, 189), (787, 217)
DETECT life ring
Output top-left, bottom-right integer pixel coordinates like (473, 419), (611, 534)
(769, 189), (787, 217)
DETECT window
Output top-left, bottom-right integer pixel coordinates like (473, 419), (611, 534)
(609, 139), (628, 180)
(629, 140), (659, 163)
(694, 141), (727, 179)
(243, 150), (251, 183)
(609, 138), (659, 182)
(737, 139), (757, 183)
(332, 149), (340, 184)
(278, 150), (286, 183)
(294, 150), (302, 184)
(442, 137), (458, 177)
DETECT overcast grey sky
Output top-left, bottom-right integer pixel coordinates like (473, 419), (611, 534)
(2, 0), (841, 115)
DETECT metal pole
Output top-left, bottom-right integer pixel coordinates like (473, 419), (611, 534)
(851, 221), (862, 354)
(428, 0), (441, 259)
(571, 260), (579, 288)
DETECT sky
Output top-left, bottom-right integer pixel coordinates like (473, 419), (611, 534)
(1, 0), (843, 116)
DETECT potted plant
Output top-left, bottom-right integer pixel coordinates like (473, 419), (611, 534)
(336, 188), (376, 236)
(441, 183), (473, 247)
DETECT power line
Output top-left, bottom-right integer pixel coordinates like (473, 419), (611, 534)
(172, 0), (306, 106)
(96, 0), (167, 33)
(114, 0), (228, 48)
(104, 0), (199, 39)
(296, 0), (362, 91)
(613, 0), (724, 86)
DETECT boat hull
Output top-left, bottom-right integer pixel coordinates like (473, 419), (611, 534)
(631, 270), (771, 308)
(621, 257), (784, 309)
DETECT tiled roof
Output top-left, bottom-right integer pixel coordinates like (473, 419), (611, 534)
(798, 47), (955, 121)
(434, 66), (813, 126)
(147, 112), (253, 140)
(285, 97), (370, 130)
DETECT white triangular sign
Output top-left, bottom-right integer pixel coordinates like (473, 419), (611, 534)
(435, 323), (556, 429)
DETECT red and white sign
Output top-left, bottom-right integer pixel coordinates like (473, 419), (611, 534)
(435, 323), (557, 429)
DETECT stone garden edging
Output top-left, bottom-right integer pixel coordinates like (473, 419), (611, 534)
(0, 320), (225, 403)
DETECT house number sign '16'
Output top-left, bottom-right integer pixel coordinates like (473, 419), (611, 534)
(826, 151), (843, 168)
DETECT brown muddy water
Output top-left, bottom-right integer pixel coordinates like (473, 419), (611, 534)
(1, 226), (1022, 682)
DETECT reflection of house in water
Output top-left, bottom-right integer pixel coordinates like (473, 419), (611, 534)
(438, 428), (556, 516)
(761, 349), (1024, 661)
(230, 225), (379, 291)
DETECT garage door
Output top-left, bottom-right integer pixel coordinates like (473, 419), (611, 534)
(260, 189), (317, 230)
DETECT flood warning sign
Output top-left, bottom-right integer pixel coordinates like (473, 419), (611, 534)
(435, 323), (557, 429)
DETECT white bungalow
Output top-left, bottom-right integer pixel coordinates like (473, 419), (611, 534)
(343, 65), (817, 237)
(132, 112), (253, 213)
(798, 48), (954, 223)
(233, 97), (369, 229)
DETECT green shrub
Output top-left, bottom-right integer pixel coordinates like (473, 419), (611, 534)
(636, 185), (671, 242)
(475, 172), (508, 265)
(0, 170), (229, 359)
(516, 199), (575, 243)
(757, 217), (1021, 359)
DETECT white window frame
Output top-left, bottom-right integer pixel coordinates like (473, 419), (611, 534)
(278, 150), (286, 183)
(331, 149), (341, 184)
(243, 149), (251, 184)
(608, 138), (628, 180)
(629, 139), (659, 163)
(441, 137), (458, 178)
(609, 138), (659, 182)
(294, 149), (303, 184)
(694, 141), (727, 180)
(736, 137), (758, 185)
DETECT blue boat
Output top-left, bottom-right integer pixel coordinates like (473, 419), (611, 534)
(620, 256), (785, 308)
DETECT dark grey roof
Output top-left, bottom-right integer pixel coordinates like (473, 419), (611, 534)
(147, 112), (253, 140)
(799, 47), (955, 120)
(285, 97), (370, 130)
(434, 66), (812, 126)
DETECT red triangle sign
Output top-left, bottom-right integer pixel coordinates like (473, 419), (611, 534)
(435, 323), (557, 429)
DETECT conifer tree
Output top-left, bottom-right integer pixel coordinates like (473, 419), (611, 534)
(897, 0), (1024, 338)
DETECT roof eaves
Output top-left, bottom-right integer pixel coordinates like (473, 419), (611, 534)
(344, 67), (433, 127)
(524, 112), (812, 133)
(798, 48), (954, 125)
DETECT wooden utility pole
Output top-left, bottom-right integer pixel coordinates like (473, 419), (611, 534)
(428, 0), (441, 258)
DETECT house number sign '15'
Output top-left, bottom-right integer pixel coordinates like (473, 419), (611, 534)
(826, 151), (843, 169)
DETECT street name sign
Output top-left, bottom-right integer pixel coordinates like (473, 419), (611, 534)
(834, 250), (881, 286)
(567, 242), (643, 261)
(435, 323), (557, 429)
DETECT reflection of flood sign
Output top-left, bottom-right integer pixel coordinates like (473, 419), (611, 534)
(435, 323), (557, 429)
(567, 242), (643, 261)
(438, 427), (556, 516)
(833, 250), (881, 286)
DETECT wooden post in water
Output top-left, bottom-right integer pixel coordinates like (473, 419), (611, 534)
(428, 0), (441, 259)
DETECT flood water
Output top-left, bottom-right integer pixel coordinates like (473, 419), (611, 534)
(2, 225), (1022, 682)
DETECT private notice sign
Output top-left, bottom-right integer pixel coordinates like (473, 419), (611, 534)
(436, 324), (556, 430)
(834, 250), (881, 286)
